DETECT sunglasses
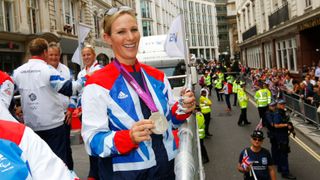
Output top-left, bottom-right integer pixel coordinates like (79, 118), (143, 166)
(104, 6), (132, 16)
(252, 137), (263, 142)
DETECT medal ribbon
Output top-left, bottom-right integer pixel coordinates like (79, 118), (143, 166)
(113, 59), (158, 112)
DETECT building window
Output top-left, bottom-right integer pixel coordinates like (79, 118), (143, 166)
(276, 38), (297, 71)
(80, 3), (86, 23)
(0, 1), (3, 31)
(198, 35), (202, 46)
(197, 25), (202, 35)
(28, 0), (39, 34)
(264, 43), (272, 68)
(63, 0), (76, 35)
(190, 23), (195, 34)
(204, 36), (208, 46)
(247, 47), (260, 68)
(210, 36), (214, 46)
(189, 13), (194, 22)
(93, 14), (100, 39)
(196, 14), (200, 23)
(192, 35), (196, 46)
(142, 20), (152, 36)
(305, 0), (312, 7)
(189, 1), (193, 11)
(0, 1), (15, 32)
(195, 3), (199, 14)
(281, 41), (288, 69)
(141, 0), (151, 18)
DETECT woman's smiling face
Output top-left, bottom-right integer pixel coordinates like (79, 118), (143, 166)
(104, 13), (140, 65)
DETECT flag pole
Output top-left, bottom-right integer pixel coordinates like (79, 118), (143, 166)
(77, 20), (83, 69)
(250, 164), (258, 180)
(179, 12), (191, 90)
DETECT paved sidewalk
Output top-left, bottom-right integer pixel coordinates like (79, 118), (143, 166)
(245, 83), (320, 149)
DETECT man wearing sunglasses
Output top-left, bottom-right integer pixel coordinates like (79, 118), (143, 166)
(238, 130), (276, 180)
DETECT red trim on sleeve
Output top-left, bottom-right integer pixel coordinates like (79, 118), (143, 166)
(0, 120), (25, 145)
(67, 108), (75, 113)
(114, 130), (138, 154)
(171, 102), (191, 121)
(0, 71), (13, 84)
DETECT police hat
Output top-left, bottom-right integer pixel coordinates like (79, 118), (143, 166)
(251, 130), (264, 139)
(269, 101), (277, 106)
(277, 99), (286, 104)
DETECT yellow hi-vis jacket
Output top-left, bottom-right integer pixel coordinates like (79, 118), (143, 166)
(217, 72), (224, 81)
(199, 95), (212, 114)
(237, 88), (248, 109)
(232, 81), (240, 93)
(205, 75), (211, 86)
(196, 112), (205, 139)
(254, 88), (271, 107)
(214, 79), (223, 89)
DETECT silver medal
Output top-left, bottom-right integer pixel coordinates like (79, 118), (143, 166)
(149, 111), (169, 134)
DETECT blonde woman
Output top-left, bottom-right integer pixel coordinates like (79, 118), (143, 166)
(81, 6), (195, 179)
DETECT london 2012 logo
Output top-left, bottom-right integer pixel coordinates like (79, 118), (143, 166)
(169, 33), (178, 42)
(0, 153), (13, 173)
(28, 93), (37, 101)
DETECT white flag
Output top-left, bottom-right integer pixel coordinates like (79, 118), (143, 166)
(164, 15), (185, 58)
(71, 23), (91, 67)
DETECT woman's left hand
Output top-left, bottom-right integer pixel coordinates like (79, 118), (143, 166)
(180, 89), (196, 113)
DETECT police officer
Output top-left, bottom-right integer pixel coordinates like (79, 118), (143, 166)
(213, 75), (224, 101)
(195, 106), (209, 164)
(265, 101), (278, 165)
(203, 70), (212, 96)
(269, 99), (296, 179)
(255, 80), (271, 126)
(237, 82), (251, 126)
(199, 88), (213, 137)
(233, 79), (240, 106)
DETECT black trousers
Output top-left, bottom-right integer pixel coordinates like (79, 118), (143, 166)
(238, 108), (249, 125)
(215, 88), (223, 101)
(98, 157), (113, 180)
(203, 112), (211, 135)
(208, 85), (213, 96)
(225, 94), (231, 110)
(35, 124), (67, 164)
(65, 123), (74, 170)
(258, 106), (268, 126)
(233, 93), (237, 106)
(89, 156), (100, 179)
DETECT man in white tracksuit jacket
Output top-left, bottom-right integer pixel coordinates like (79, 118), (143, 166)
(13, 38), (84, 164)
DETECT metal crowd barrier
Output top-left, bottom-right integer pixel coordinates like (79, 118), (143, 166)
(283, 93), (304, 116)
(283, 93), (320, 129)
(174, 75), (203, 180)
(246, 77), (320, 129)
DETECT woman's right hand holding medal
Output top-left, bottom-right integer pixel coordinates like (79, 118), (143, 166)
(129, 120), (155, 144)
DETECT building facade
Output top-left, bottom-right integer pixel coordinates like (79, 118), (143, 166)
(135, 0), (219, 60)
(0, 0), (135, 74)
(227, 0), (239, 60)
(135, 0), (181, 37)
(183, 0), (219, 60)
(214, 0), (230, 56)
(236, 0), (320, 75)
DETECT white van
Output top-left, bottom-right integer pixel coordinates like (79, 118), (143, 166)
(137, 35), (186, 89)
